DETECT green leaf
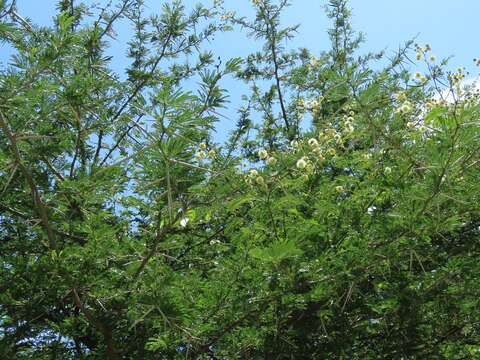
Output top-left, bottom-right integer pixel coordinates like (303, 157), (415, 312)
(250, 240), (303, 263)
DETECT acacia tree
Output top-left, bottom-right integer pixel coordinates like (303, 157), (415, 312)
(1, 0), (480, 358)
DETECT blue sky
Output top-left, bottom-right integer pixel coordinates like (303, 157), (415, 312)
(1, 0), (479, 140)
(4, 0), (479, 69)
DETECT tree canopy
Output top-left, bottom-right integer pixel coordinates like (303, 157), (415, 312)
(1, 0), (480, 358)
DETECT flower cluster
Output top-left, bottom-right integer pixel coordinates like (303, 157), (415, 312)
(245, 168), (265, 186)
(394, 91), (413, 114)
(415, 43), (432, 60)
(195, 142), (216, 161)
(341, 112), (355, 133)
(304, 96), (324, 115)
(448, 67), (466, 86)
(220, 11), (235, 21)
(257, 149), (277, 166)
(195, 150), (206, 161)
(396, 101), (413, 114)
(415, 44), (436, 63)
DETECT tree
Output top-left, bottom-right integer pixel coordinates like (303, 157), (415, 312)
(1, 0), (480, 358)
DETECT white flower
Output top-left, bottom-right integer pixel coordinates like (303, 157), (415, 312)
(400, 103), (412, 113)
(208, 149), (216, 158)
(296, 157), (307, 169)
(384, 167), (392, 175)
(308, 138), (319, 148)
(199, 142), (207, 150)
(220, 11), (235, 21)
(367, 205), (377, 215)
(335, 185), (344, 193)
(255, 176), (265, 185)
(290, 140), (299, 149)
(249, 169), (259, 177)
(267, 157), (277, 166)
(180, 218), (189, 228)
(258, 149), (268, 160)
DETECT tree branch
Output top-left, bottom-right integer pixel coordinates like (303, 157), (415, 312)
(0, 109), (57, 250)
(72, 288), (117, 360)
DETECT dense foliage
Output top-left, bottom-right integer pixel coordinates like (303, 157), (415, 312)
(1, 0), (480, 358)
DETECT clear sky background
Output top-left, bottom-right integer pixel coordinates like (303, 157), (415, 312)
(1, 0), (479, 140)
